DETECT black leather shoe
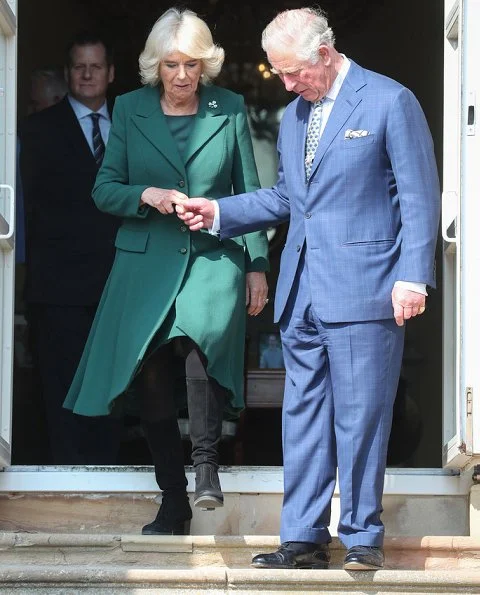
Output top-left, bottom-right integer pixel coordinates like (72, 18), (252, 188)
(344, 546), (384, 570)
(252, 541), (330, 569)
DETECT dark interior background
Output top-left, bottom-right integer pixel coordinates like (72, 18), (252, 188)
(14, 0), (444, 468)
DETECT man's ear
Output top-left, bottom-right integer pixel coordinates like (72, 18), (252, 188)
(108, 65), (115, 84)
(318, 45), (331, 65)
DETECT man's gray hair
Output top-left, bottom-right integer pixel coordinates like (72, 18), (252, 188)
(262, 7), (335, 64)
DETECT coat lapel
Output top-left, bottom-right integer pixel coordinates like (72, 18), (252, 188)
(309, 61), (367, 181)
(294, 98), (310, 185)
(183, 87), (228, 165)
(131, 86), (184, 175)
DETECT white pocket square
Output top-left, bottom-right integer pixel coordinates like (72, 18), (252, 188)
(344, 129), (369, 139)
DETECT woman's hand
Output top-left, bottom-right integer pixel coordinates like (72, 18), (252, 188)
(246, 272), (268, 316)
(141, 187), (188, 215)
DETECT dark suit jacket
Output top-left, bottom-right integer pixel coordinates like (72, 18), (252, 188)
(20, 96), (119, 305)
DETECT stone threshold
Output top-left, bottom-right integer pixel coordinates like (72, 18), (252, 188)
(1, 534), (480, 571)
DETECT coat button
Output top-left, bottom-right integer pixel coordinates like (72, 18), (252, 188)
(179, 248), (187, 254)
(178, 180), (185, 188)
(305, 212), (312, 219)
(180, 225), (187, 232)
(296, 245), (301, 252)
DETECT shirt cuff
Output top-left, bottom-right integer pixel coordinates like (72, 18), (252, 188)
(394, 280), (428, 296)
(209, 200), (220, 236)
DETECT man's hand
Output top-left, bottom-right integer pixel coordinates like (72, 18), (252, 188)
(141, 187), (188, 215)
(175, 198), (215, 230)
(246, 272), (268, 316)
(391, 286), (426, 327)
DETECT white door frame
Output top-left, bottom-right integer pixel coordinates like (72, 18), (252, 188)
(442, 0), (480, 469)
(0, 0), (475, 501)
(0, 0), (16, 467)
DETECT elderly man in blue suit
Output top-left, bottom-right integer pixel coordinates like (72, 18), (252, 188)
(176, 7), (440, 570)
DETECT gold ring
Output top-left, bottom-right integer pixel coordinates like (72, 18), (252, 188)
(419, 306), (426, 314)
(264, 298), (269, 304)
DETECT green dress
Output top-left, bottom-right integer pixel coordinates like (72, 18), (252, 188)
(64, 84), (269, 418)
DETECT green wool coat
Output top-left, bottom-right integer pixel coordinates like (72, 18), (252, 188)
(64, 84), (269, 417)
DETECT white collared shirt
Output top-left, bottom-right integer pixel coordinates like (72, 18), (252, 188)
(67, 94), (111, 155)
(308, 54), (351, 134)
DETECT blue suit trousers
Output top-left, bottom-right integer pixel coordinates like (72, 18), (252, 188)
(279, 253), (405, 547)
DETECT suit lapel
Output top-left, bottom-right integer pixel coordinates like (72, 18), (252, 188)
(309, 61), (367, 181)
(294, 99), (310, 185)
(131, 86), (184, 175)
(183, 87), (228, 165)
(58, 97), (97, 167)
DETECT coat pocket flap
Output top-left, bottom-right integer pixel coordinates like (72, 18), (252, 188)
(115, 227), (150, 253)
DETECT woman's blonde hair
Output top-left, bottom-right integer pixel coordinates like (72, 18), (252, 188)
(139, 7), (225, 86)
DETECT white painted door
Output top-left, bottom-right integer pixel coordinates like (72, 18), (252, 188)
(442, 0), (480, 468)
(0, 0), (16, 466)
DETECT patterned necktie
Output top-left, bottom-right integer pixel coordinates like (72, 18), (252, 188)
(89, 112), (105, 166)
(304, 99), (324, 180)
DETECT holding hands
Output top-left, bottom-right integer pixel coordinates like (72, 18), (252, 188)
(141, 187), (189, 215)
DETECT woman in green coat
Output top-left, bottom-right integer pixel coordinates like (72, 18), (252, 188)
(64, 7), (269, 535)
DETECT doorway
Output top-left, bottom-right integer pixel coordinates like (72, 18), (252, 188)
(12, 0), (445, 468)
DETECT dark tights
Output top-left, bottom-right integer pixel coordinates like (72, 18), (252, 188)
(136, 337), (221, 422)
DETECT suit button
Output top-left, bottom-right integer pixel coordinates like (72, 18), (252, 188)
(179, 248), (187, 254)
(178, 180), (185, 188)
(305, 212), (312, 219)
(296, 245), (301, 252)
(180, 225), (187, 232)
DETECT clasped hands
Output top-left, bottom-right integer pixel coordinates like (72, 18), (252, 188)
(140, 187), (214, 227)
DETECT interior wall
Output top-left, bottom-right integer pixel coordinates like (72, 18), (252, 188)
(16, 0), (444, 467)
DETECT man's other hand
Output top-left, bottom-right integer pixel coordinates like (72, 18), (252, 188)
(391, 286), (426, 327)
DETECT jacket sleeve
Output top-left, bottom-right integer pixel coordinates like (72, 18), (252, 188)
(231, 95), (269, 273)
(92, 96), (150, 219)
(386, 87), (440, 287)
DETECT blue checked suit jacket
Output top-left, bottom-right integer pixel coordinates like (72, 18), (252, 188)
(218, 60), (441, 323)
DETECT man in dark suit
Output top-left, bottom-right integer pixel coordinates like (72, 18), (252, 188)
(20, 33), (120, 464)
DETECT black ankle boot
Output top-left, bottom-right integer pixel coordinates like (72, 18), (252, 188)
(142, 419), (192, 533)
(142, 490), (192, 535)
(186, 378), (226, 509)
(193, 462), (224, 509)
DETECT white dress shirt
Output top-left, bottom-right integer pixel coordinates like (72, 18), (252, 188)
(67, 95), (111, 155)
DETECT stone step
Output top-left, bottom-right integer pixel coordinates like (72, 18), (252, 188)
(1, 534), (480, 593)
(1, 533), (480, 570)
(0, 566), (479, 594)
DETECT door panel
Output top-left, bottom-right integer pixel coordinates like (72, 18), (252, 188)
(442, 0), (480, 467)
(0, 0), (16, 466)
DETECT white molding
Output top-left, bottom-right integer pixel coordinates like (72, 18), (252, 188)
(0, 0), (15, 36)
(0, 466), (471, 496)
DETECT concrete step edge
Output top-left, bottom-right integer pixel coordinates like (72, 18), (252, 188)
(0, 565), (479, 590)
(1, 533), (480, 553)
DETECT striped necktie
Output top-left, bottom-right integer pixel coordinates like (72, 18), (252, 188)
(304, 99), (324, 180)
(89, 112), (105, 166)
